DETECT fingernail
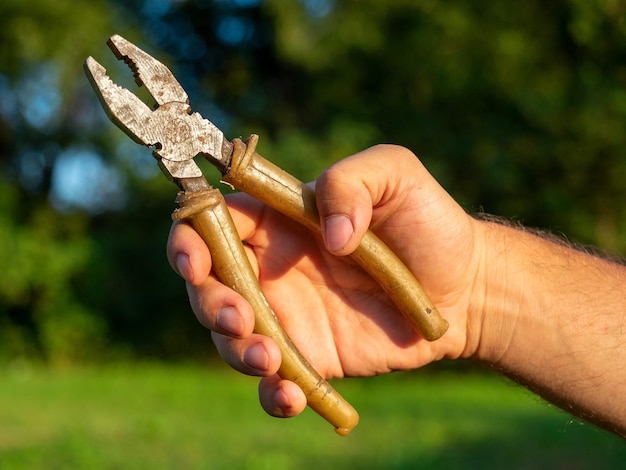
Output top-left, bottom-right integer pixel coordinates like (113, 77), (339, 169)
(176, 253), (194, 282)
(216, 306), (244, 337)
(243, 343), (269, 372)
(324, 215), (354, 252)
(274, 387), (292, 411)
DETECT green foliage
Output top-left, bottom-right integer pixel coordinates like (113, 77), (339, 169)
(1, 0), (110, 72)
(0, 181), (105, 365)
(1, 0), (625, 364)
(263, 0), (626, 250)
(0, 0), (146, 364)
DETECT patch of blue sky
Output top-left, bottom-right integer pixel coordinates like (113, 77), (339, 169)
(50, 146), (128, 213)
(300, 0), (334, 18)
(17, 63), (62, 132)
(216, 15), (255, 45)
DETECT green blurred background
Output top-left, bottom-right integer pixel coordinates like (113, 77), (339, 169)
(1, 0), (625, 467)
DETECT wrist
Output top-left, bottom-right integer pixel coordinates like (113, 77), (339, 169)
(463, 218), (530, 364)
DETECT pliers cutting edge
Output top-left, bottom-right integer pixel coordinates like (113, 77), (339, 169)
(84, 35), (448, 435)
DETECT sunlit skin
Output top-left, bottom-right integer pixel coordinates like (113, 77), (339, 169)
(168, 144), (626, 437)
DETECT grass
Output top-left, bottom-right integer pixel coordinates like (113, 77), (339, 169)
(0, 362), (623, 469)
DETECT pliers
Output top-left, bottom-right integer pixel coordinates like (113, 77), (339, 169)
(84, 35), (448, 435)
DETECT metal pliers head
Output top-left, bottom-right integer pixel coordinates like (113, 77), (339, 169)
(84, 35), (232, 190)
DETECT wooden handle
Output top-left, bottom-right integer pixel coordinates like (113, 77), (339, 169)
(223, 135), (448, 341)
(173, 189), (359, 436)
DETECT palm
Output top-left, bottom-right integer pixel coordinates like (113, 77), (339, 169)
(239, 201), (464, 379)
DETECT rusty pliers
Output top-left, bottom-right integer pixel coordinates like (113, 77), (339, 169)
(84, 35), (448, 435)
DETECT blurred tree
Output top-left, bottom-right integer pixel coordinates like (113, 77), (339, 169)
(0, 0), (210, 364)
(1, 0), (625, 365)
(0, 0), (123, 365)
(128, 0), (626, 250)
(260, 0), (626, 251)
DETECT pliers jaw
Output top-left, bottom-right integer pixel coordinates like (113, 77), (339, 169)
(106, 34), (189, 107)
(84, 35), (232, 190)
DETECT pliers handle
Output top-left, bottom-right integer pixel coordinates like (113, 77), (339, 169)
(222, 134), (448, 341)
(173, 187), (360, 436)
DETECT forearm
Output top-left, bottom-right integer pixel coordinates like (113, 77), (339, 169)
(470, 219), (626, 437)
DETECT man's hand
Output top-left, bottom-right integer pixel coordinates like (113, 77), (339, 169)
(167, 144), (484, 418)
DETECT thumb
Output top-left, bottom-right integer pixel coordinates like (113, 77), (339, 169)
(315, 150), (379, 256)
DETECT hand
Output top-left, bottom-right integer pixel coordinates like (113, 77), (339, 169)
(167, 144), (484, 418)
